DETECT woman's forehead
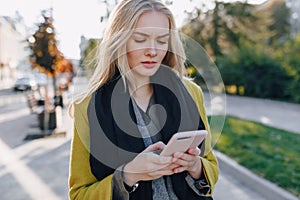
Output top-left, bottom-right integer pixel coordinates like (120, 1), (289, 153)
(134, 11), (169, 30)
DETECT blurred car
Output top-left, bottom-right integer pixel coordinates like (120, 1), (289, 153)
(13, 77), (38, 91)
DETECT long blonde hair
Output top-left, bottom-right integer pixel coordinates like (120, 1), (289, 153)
(74, 0), (186, 105)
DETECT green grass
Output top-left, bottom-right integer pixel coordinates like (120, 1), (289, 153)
(210, 116), (300, 197)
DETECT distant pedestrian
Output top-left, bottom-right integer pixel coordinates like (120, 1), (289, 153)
(68, 0), (219, 199)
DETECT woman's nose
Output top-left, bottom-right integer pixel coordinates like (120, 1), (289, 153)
(145, 43), (157, 57)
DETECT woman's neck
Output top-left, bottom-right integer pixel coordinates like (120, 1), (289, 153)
(131, 83), (153, 112)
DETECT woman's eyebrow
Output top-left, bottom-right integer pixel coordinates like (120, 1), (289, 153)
(157, 33), (170, 38)
(133, 31), (170, 38)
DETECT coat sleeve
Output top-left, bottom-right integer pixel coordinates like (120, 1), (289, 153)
(68, 97), (113, 200)
(183, 78), (219, 196)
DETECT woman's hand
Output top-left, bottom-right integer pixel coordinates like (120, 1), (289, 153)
(123, 141), (175, 186)
(171, 147), (203, 179)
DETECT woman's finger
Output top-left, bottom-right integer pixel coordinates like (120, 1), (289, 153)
(163, 163), (180, 170)
(144, 141), (165, 152)
(173, 166), (188, 174)
(187, 147), (201, 156)
(173, 152), (194, 162)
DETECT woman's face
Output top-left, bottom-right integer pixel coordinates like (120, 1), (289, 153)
(126, 11), (170, 81)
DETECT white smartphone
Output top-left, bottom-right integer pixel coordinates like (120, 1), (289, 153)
(160, 130), (208, 156)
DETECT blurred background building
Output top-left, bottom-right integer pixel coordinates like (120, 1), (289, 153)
(0, 13), (30, 87)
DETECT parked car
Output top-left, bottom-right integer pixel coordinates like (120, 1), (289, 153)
(14, 77), (38, 91)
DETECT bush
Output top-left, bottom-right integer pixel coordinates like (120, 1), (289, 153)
(217, 41), (290, 100)
(273, 34), (300, 103)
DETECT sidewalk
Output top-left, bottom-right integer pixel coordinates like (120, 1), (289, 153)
(0, 87), (299, 200)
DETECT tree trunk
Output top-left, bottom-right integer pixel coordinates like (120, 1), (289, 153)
(43, 77), (50, 134)
(52, 75), (57, 96)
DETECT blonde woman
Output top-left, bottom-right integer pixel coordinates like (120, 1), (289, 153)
(68, 0), (219, 199)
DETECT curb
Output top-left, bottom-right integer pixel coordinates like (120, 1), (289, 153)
(215, 151), (299, 200)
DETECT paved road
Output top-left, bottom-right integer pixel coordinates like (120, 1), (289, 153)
(0, 81), (299, 200)
(203, 92), (300, 134)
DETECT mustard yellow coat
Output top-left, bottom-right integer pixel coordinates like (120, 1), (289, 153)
(68, 78), (219, 199)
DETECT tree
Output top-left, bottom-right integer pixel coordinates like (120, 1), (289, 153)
(27, 9), (62, 94)
(260, 0), (291, 44)
(181, 0), (273, 59)
(27, 9), (64, 132)
(80, 38), (99, 74)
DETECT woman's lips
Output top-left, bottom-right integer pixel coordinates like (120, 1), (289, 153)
(141, 61), (157, 68)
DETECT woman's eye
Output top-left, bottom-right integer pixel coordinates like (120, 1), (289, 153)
(134, 39), (146, 43)
(157, 40), (168, 44)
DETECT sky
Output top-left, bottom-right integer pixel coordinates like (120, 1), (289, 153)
(0, 0), (267, 60)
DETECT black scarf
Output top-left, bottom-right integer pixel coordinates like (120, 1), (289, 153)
(88, 67), (210, 200)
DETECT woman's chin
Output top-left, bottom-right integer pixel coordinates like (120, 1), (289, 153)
(133, 66), (160, 77)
